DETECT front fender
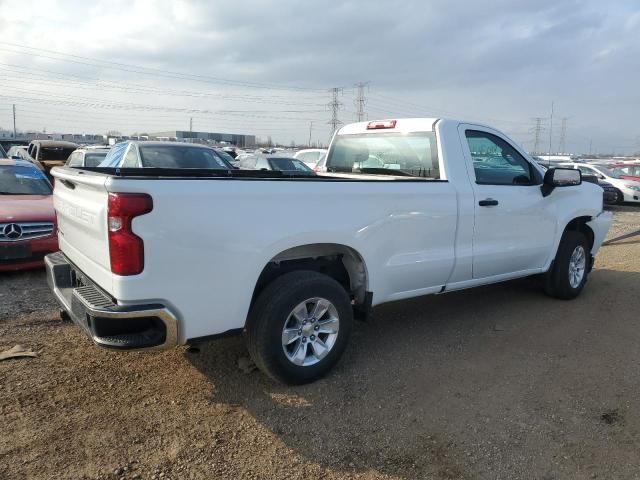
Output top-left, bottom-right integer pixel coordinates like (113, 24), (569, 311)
(587, 210), (613, 254)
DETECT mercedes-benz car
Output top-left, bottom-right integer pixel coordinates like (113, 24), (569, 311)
(0, 159), (58, 271)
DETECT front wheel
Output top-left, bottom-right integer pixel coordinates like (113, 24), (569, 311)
(544, 230), (590, 299)
(246, 270), (353, 384)
(614, 188), (624, 205)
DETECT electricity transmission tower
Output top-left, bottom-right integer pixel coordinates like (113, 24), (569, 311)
(558, 117), (568, 153)
(354, 82), (369, 122)
(328, 87), (344, 137)
(531, 117), (545, 154)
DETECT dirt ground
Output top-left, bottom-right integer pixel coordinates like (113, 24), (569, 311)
(1, 207), (639, 480)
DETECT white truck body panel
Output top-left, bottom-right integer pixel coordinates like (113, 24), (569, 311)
(50, 118), (612, 345)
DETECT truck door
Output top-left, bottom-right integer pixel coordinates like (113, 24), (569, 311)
(458, 125), (557, 279)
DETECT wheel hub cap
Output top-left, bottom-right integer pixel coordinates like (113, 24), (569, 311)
(281, 297), (340, 367)
(568, 245), (586, 288)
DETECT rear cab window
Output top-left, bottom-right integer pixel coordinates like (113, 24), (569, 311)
(325, 132), (440, 179)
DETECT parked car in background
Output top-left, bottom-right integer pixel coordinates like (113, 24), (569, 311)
(294, 148), (328, 168)
(0, 143), (7, 158)
(27, 140), (78, 173)
(99, 141), (234, 170)
(560, 162), (640, 204)
(221, 146), (238, 158)
(610, 163), (640, 182)
(66, 147), (111, 168)
(541, 163), (619, 206)
(7, 145), (46, 171)
(47, 117), (611, 384)
(7, 145), (29, 160)
(265, 157), (315, 174)
(238, 155), (316, 174)
(0, 159), (58, 271)
(213, 148), (239, 168)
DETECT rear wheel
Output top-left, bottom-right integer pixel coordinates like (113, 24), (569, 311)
(246, 270), (353, 384)
(544, 230), (590, 299)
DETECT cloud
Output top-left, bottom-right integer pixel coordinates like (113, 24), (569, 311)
(0, 0), (638, 152)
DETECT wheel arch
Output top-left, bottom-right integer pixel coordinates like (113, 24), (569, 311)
(564, 216), (595, 250)
(250, 243), (370, 312)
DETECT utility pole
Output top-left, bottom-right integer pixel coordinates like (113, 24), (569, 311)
(558, 117), (568, 154)
(548, 100), (554, 157)
(327, 87), (344, 138)
(12, 104), (16, 139)
(189, 117), (193, 133)
(308, 121), (313, 147)
(354, 82), (369, 122)
(531, 117), (545, 154)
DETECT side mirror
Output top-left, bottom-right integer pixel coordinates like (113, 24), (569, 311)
(541, 167), (581, 197)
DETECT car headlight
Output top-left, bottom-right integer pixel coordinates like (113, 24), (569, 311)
(624, 184), (640, 191)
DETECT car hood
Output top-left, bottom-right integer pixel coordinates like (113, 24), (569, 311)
(0, 195), (55, 223)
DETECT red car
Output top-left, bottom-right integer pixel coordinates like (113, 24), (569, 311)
(0, 159), (58, 271)
(610, 163), (640, 182)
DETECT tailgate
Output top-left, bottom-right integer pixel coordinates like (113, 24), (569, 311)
(51, 167), (113, 292)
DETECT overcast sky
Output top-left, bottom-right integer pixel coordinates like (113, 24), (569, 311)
(0, 0), (638, 153)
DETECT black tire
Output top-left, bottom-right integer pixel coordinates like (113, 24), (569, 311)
(544, 230), (590, 300)
(614, 188), (624, 205)
(246, 270), (353, 385)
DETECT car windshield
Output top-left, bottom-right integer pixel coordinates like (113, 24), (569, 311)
(593, 165), (621, 179)
(40, 147), (76, 161)
(0, 165), (52, 195)
(139, 145), (231, 169)
(267, 158), (313, 172)
(84, 152), (109, 167)
(326, 132), (439, 178)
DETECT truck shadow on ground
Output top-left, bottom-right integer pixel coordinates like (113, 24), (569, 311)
(187, 268), (640, 479)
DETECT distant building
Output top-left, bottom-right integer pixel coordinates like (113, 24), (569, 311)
(150, 130), (255, 148)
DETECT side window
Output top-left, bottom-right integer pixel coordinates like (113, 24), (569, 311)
(122, 146), (140, 167)
(577, 166), (602, 179)
(465, 130), (537, 186)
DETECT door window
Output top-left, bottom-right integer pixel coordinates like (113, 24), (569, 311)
(465, 130), (538, 185)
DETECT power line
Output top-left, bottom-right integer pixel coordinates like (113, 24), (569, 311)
(354, 82), (369, 122)
(530, 117), (545, 154)
(559, 117), (568, 153)
(327, 87), (344, 137)
(548, 101), (554, 155)
(0, 42), (324, 92)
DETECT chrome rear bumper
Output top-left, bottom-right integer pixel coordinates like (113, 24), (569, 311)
(45, 252), (178, 350)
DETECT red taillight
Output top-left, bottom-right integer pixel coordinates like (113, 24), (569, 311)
(366, 119), (397, 130)
(107, 193), (153, 276)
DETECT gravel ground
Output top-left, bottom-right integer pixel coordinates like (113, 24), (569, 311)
(1, 206), (639, 480)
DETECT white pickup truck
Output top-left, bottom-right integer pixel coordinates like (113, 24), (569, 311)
(46, 118), (612, 384)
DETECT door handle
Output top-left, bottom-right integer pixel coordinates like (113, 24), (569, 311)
(479, 198), (499, 207)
